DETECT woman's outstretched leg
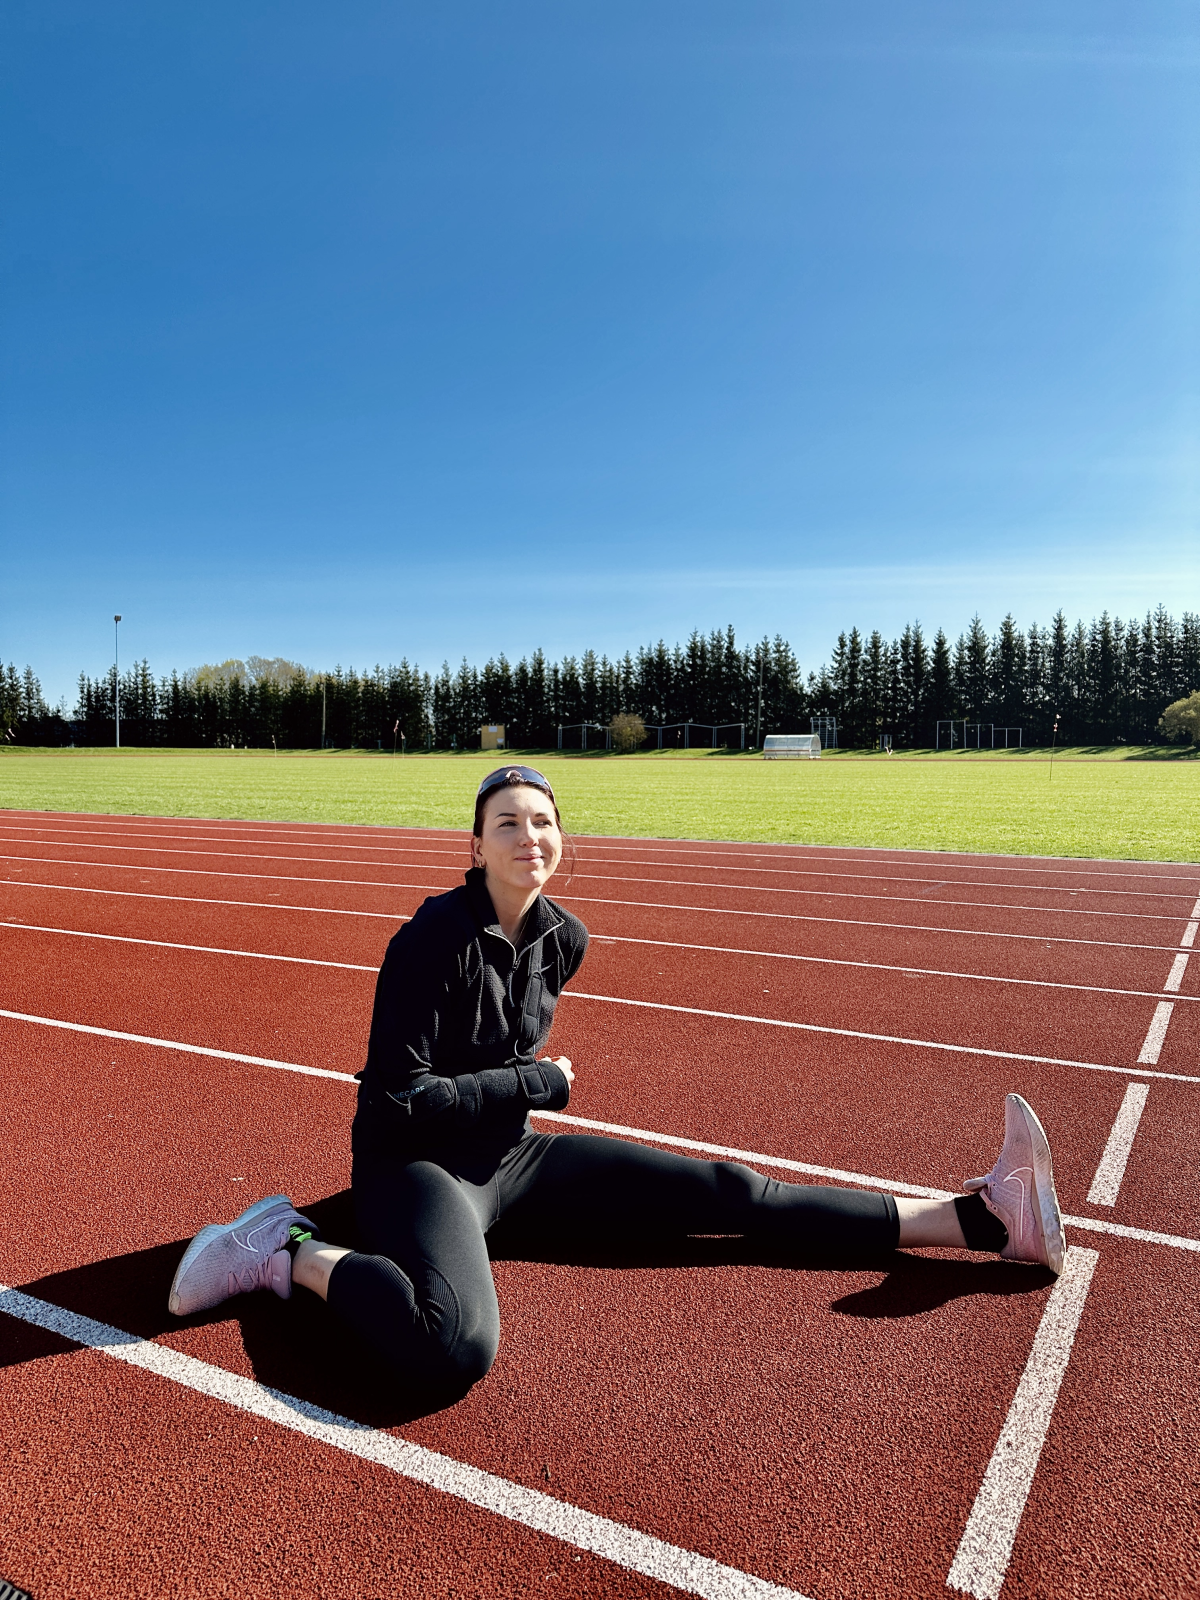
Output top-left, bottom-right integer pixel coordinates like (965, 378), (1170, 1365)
(495, 1093), (1063, 1273)
(496, 1133), (901, 1258)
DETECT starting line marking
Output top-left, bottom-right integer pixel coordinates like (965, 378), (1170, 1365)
(0, 1285), (809, 1600)
(1137, 1002), (1175, 1064)
(946, 1247), (1100, 1600)
(1163, 952), (1190, 992)
(2, 1008), (1198, 1256)
(1085, 1083), (1151, 1206)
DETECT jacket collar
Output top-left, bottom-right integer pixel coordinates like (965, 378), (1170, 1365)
(464, 866), (563, 952)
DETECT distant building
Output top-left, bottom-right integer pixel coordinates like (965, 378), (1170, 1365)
(481, 724), (506, 751)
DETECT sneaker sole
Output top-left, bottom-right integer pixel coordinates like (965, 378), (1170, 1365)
(167, 1193), (293, 1316)
(1010, 1094), (1066, 1275)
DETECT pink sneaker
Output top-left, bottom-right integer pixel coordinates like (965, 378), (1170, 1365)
(964, 1094), (1065, 1275)
(168, 1194), (315, 1317)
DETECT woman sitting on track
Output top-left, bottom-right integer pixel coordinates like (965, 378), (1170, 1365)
(169, 764), (1066, 1404)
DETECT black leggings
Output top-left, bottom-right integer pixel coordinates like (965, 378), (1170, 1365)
(327, 1131), (899, 1402)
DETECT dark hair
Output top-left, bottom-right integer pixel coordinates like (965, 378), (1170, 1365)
(471, 773), (575, 879)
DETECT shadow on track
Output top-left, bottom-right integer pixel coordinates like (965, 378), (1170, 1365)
(2, 1193), (1053, 1426)
(830, 1250), (1054, 1317)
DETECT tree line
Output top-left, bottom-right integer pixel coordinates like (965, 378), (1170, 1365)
(3, 605), (1198, 749)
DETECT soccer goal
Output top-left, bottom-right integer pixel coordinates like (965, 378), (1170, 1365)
(642, 721), (746, 750)
(936, 721), (1023, 750)
(557, 722), (611, 751)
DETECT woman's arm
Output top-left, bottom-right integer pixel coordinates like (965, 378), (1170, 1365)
(362, 924), (571, 1134)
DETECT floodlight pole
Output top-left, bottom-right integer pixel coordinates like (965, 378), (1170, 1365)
(755, 656), (764, 749)
(113, 615), (122, 748)
(1049, 713), (1059, 781)
(321, 679), (327, 750)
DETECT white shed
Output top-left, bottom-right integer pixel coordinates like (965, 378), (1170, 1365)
(763, 734), (821, 759)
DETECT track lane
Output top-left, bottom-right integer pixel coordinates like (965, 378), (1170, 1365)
(0, 1029), (1115, 1600)
(3, 877), (1192, 992)
(0, 927), (374, 1077)
(1, 908), (1185, 1091)
(5, 922), (1196, 1238)
(4, 812), (1198, 1597)
(3, 828), (1197, 920)
(0, 1346), (672, 1600)
(8, 811), (1199, 888)
(4, 854), (1192, 949)
(4, 825), (1196, 915)
(6, 821), (1199, 903)
(4, 1021), (1198, 1599)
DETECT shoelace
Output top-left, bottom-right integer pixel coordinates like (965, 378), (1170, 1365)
(228, 1252), (281, 1296)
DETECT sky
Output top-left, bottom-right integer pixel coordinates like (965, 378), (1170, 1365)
(2, 0), (1198, 706)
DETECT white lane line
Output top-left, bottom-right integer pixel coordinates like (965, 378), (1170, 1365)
(946, 1247), (1099, 1600)
(0, 878), (406, 920)
(0, 1287), (807, 1600)
(0, 843), (1192, 906)
(0, 853), (436, 894)
(1, 1011), (1197, 1256)
(1192, 897), (1200, 919)
(1, 854), (1186, 924)
(1085, 1084), (1151, 1206)
(1, 876), (1185, 953)
(1182, 922), (1198, 949)
(561, 991), (1200, 1086)
(3, 917), (1194, 1007)
(0, 823), (466, 860)
(0, 922), (379, 971)
(560, 891), (1183, 928)
(592, 934), (1200, 1005)
(1137, 1002), (1175, 1065)
(1163, 953), (1190, 992)
(0, 838), (458, 872)
(7, 994), (1200, 1091)
(9, 818), (1198, 887)
(0, 1010), (351, 1081)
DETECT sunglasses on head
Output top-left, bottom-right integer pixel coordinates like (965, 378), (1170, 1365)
(476, 765), (555, 802)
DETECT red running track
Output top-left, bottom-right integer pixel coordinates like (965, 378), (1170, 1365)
(1, 809), (1198, 1600)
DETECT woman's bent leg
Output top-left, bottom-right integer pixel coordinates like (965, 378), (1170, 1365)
(498, 1134), (899, 1258)
(328, 1158), (500, 1397)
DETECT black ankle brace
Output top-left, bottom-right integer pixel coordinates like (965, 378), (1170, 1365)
(954, 1192), (1009, 1253)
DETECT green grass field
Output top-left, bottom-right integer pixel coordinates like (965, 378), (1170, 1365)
(2, 746), (1198, 860)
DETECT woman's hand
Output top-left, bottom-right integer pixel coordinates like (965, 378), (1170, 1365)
(540, 1055), (573, 1085)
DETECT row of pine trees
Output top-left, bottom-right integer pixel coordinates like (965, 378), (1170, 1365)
(4, 606), (1198, 750)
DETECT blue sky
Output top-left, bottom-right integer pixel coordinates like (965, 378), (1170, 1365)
(3, 1), (1197, 705)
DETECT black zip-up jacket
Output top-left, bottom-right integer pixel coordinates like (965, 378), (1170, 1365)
(353, 867), (588, 1159)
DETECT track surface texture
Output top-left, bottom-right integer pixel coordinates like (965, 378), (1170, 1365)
(1, 809), (1197, 1600)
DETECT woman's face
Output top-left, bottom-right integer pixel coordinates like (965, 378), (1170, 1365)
(473, 784), (563, 896)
